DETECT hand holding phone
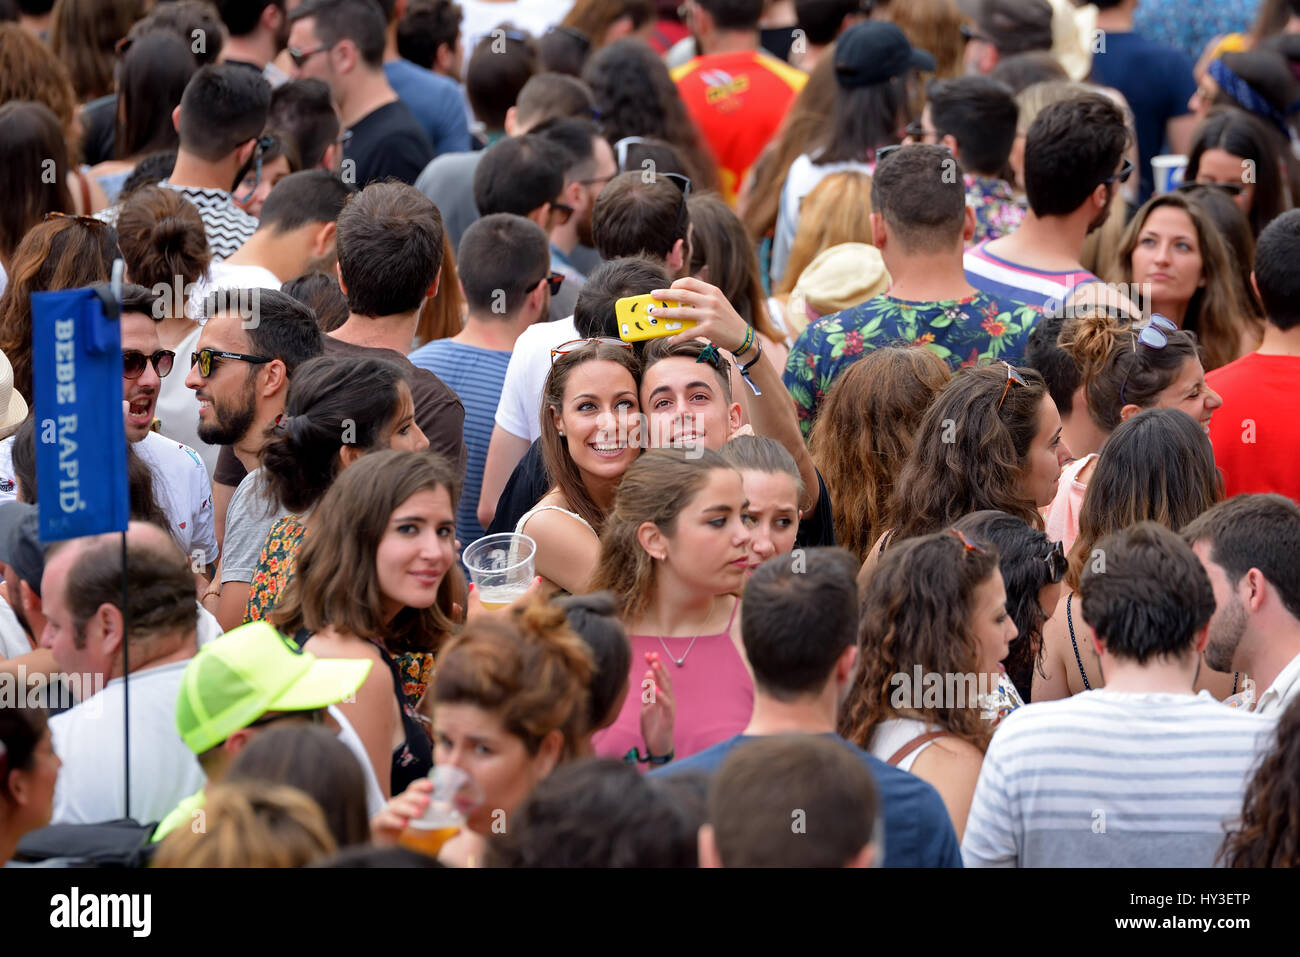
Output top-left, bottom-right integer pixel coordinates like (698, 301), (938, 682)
(615, 294), (696, 342)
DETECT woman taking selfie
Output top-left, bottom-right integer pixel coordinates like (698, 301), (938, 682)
(517, 339), (642, 595)
(269, 450), (459, 798)
(589, 448), (753, 765)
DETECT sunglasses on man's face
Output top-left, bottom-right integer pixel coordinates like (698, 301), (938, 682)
(190, 348), (272, 378)
(123, 350), (174, 379)
(533, 272), (565, 296)
(1102, 157), (1135, 186)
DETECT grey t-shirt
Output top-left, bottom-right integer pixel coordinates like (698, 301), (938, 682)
(414, 150), (482, 251)
(220, 467), (284, 584)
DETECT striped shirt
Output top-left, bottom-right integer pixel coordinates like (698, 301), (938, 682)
(961, 690), (1275, 868)
(407, 339), (511, 547)
(98, 181), (257, 261)
(964, 241), (1100, 315)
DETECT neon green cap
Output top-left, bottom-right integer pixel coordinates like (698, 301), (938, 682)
(175, 620), (372, 754)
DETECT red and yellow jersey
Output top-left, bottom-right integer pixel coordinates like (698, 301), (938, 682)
(672, 50), (807, 205)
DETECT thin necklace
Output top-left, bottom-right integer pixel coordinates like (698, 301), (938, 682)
(654, 597), (716, 668)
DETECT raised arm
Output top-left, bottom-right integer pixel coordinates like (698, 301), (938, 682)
(655, 278), (820, 514)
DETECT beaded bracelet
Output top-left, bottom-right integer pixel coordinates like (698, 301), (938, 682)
(737, 336), (763, 396)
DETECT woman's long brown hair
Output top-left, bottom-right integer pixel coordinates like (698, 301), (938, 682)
(269, 449), (461, 654)
(838, 530), (998, 753)
(810, 347), (951, 564)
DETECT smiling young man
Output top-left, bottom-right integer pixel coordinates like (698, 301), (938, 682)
(187, 289), (323, 630)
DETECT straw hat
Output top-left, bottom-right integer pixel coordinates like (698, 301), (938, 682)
(785, 243), (891, 338)
(0, 349), (28, 440)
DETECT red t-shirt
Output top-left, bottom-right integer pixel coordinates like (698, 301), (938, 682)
(1207, 352), (1300, 501)
(672, 50), (806, 205)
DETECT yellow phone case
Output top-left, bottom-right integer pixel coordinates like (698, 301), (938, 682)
(615, 294), (696, 342)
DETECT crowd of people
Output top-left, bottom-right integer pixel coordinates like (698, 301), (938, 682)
(2, 0), (1300, 871)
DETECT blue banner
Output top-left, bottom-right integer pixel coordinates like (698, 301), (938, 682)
(31, 286), (129, 542)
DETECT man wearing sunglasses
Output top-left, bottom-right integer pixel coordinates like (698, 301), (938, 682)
(473, 133), (579, 323)
(287, 0), (433, 186)
(119, 285), (219, 574)
(957, 0), (1054, 77)
(97, 64), (269, 261)
(965, 94), (1139, 317)
(187, 289), (323, 631)
(535, 118), (620, 305)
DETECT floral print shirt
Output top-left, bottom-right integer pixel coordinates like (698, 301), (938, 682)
(783, 291), (1042, 436)
(965, 174), (1025, 248)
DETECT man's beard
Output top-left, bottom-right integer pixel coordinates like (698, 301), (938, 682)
(1086, 185), (1114, 235)
(1204, 596), (1247, 674)
(197, 385), (258, 447)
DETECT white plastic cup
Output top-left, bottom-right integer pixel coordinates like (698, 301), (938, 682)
(1151, 154), (1188, 194)
(461, 533), (536, 609)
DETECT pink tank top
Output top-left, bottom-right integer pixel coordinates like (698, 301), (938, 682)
(592, 598), (753, 764)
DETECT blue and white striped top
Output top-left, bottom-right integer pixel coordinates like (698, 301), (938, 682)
(961, 690), (1275, 868)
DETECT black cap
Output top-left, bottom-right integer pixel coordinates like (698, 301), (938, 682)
(834, 20), (936, 89)
(0, 503), (46, 598)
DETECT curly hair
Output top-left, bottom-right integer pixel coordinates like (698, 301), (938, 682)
(809, 347), (951, 563)
(951, 509), (1060, 700)
(1058, 307), (1203, 435)
(838, 530), (998, 753)
(433, 593), (594, 759)
(1219, 695), (1300, 867)
(886, 364), (1048, 547)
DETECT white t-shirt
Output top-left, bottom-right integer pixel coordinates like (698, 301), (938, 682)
(50, 658), (207, 825)
(155, 325), (221, 477)
(493, 315), (578, 442)
(458, 0), (573, 67)
(187, 261), (282, 320)
(771, 153), (874, 285)
(1255, 652), (1300, 718)
(134, 430), (219, 568)
(0, 593), (31, 660)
